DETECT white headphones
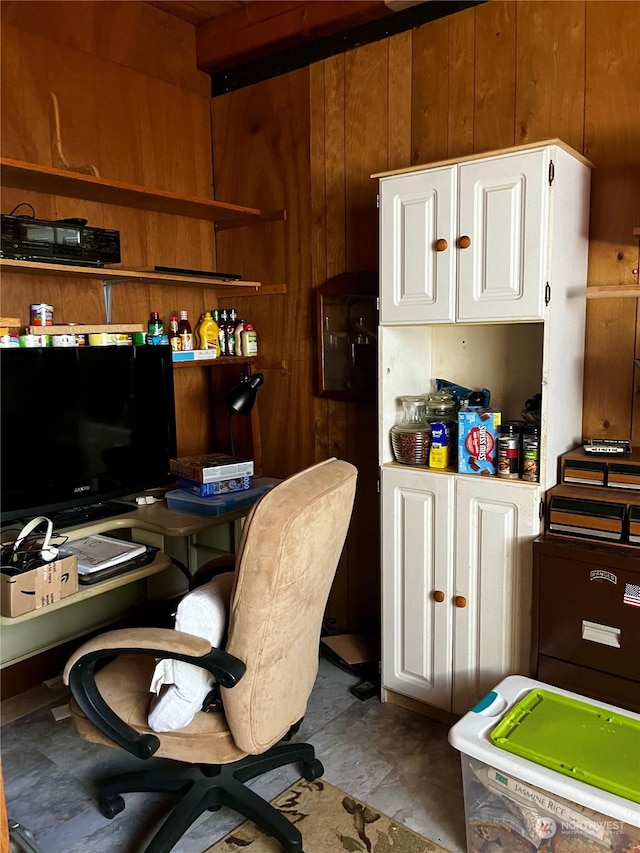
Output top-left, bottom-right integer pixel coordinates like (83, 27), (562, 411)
(13, 516), (59, 563)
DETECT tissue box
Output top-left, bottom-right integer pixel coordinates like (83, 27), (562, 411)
(1, 552), (78, 617)
(458, 407), (501, 475)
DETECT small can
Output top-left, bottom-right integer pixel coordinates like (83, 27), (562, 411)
(30, 303), (54, 326)
(51, 334), (77, 347)
(522, 425), (540, 482)
(497, 422), (521, 479)
(20, 334), (51, 347)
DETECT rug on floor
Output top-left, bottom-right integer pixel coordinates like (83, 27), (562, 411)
(205, 778), (452, 853)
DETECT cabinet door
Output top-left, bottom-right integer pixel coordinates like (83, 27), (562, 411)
(456, 149), (549, 322)
(380, 168), (456, 324)
(452, 476), (540, 715)
(381, 466), (454, 708)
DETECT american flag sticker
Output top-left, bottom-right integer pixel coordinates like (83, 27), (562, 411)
(623, 583), (640, 608)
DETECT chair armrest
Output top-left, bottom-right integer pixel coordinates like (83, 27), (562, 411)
(63, 627), (246, 760)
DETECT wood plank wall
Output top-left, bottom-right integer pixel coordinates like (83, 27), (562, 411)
(2, 1), (639, 639)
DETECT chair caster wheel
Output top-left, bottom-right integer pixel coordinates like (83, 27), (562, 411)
(301, 758), (324, 781)
(99, 795), (125, 819)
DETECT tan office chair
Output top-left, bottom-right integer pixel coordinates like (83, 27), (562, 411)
(63, 458), (357, 853)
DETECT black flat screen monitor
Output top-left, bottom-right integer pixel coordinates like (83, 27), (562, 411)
(1, 345), (177, 525)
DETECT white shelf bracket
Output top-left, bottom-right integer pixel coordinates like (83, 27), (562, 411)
(103, 280), (113, 323)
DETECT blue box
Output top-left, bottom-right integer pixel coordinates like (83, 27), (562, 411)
(458, 407), (501, 475)
(176, 476), (253, 497)
(166, 478), (279, 517)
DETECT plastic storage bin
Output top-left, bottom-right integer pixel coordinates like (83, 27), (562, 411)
(166, 478), (278, 517)
(449, 675), (640, 853)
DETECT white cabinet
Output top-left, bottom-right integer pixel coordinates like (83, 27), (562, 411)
(376, 140), (592, 714)
(378, 143), (585, 325)
(381, 466), (538, 715)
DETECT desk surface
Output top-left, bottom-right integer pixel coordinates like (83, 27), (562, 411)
(0, 551), (173, 626)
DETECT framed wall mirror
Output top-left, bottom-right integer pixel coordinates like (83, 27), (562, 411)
(315, 271), (378, 402)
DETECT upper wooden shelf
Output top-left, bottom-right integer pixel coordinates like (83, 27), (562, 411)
(0, 258), (262, 292)
(587, 285), (640, 299)
(0, 157), (261, 222)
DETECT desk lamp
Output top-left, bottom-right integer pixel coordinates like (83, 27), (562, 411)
(225, 373), (264, 457)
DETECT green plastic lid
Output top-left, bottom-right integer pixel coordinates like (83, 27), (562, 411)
(490, 689), (640, 803)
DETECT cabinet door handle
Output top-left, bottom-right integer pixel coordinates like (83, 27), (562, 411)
(458, 236), (472, 249)
(435, 238), (448, 252)
(454, 595), (467, 608)
(433, 590), (445, 602)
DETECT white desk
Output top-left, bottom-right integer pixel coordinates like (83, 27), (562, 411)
(0, 494), (262, 668)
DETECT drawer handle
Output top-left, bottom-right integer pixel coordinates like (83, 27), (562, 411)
(458, 235), (471, 249)
(454, 595), (467, 608)
(435, 238), (448, 252)
(433, 590), (445, 602)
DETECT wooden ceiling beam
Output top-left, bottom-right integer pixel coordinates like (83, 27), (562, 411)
(195, 0), (395, 73)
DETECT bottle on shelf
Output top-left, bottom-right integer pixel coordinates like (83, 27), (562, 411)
(234, 317), (245, 356)
(225, 308), (238, 356)
(218, 309), (228, 356)
(169, 315), (181, 351)
(241, 321), (258, 356)
(148, 311), (163, 335)
(196, 311), (218, 353)
(177, 310), (193, 351)
(209, 310), (221, 357)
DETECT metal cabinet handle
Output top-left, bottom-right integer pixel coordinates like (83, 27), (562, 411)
(458, 236), (471, 249)
(435, 238), (448, 252)
(433, 590), (445, 602)
(454, 595), (467, 608)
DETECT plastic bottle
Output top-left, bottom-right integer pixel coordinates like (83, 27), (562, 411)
(209, 310), (221, 357)
(225, 308), (237, 356)
(218, 309), (228, 356)
(169, 315), (181, 351)
(177, 310), (193, 351)
(148, 311), (163, 335)
(196, 311), (218, 353)
(233, 317), (245, 356)
(241, 322), (258, 356)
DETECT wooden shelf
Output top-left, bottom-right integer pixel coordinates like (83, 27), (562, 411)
(587, 285), (640, 299)
(1, 157), (260, 222)
(0, 258), (262, 292)
(172, 355), (258, 369)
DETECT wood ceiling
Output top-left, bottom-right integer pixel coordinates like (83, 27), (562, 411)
(146, 1), (419, 75)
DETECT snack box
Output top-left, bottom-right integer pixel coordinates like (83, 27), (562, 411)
(458, 407), (501, 475)
(176, 475), (253, 497)
(1, 552), (78, 617)
(449, 675), (640, 853)
(169, 453), (254, 484)
(166, 478), (279, 517)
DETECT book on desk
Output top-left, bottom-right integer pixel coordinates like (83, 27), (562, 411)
(64, 534), (158, 584)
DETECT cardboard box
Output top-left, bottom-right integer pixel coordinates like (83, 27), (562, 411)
(1, 553), (78, 617)
(169, 453), (254, 484)
(457, 407), (501, 475)
(176, 475), (253, 497)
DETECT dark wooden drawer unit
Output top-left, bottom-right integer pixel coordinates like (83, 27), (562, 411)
(532, 536), (640, 712)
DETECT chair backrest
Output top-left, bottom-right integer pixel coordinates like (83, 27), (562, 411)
(222, 458), (357, 754)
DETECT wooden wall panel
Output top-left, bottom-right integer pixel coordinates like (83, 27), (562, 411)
(412, 17), (450, 164)
(387, 31), (412, 171)
(448, 6), (476, 157)
(474, 0), (516, 151)
(583, 1), (640, 440)
(515, 1), (585, 151)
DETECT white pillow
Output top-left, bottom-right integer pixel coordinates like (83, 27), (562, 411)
(148, 571), (235, 732)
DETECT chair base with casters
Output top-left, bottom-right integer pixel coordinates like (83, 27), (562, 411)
(98, 742), (324, 853)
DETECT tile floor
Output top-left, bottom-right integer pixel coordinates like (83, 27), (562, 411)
(1, 656), (467, 853)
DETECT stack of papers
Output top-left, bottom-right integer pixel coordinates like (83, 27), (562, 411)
(64, 534), (147, 575)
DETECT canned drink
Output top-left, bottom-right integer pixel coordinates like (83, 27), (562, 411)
(20, 334), (51, 347)
(30, 303), (54, 326)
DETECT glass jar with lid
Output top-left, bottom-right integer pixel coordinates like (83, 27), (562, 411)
(424, 390), (457, 422)
(390, 396), (431, 465)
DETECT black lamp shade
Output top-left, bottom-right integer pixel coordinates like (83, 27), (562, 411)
(225, 373), (264, 415)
